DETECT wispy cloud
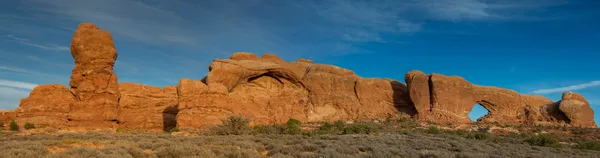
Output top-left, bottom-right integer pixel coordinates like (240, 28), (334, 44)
(5, 35), (69, 52)
(532, 81), (600, 94)
(0, 79), (38, 90)
(0, 65), (63, 78)
(0, 87), (30, 109)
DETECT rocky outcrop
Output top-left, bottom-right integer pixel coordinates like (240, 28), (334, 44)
(118, 82), (178, 131)
(14, 84), (74, 128)
(0, 111), (16, 129)
(559, 92), (597, 127)
(68, 23), (121, 128)
(2, 22), (596, 131)
(175, 53), (413, 129)
(404, 70), (596, 127)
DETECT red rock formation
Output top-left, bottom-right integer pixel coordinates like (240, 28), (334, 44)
(175, 53), (413, 129)
(404, 70), (430, 119)
(404, 71), (596, 127)
(68, 23), (120, 128)
(0, 111), (16, 129)
(3, 22), (596, 131)
(118, 82), (178, 131)
(14, 84), (74, 128)
(559, 92), (597, 127)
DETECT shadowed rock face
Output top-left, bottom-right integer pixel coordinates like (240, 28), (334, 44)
(404, 70), (596, 127)
(0, 23), (596, 130)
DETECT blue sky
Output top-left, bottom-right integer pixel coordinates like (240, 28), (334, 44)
(0, 0), (599, 125)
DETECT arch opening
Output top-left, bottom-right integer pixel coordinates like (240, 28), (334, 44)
(469, 103), (489, 122)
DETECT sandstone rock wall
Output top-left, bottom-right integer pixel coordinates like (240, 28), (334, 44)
(14, 84), (74, 128)
(118, 82), (178, 131)
(405, 70), (597, 127)
(175, 52), (413, 129)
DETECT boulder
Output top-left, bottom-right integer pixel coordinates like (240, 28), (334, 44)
(559, 92), (597, 127)
(68, 23), (120, 128)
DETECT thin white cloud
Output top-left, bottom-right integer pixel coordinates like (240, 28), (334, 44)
(532, 81), (600, 94)
(0, 87), (30, 110)
(5, 35), (69, 52)
(0, 79), (38, 90)
(0, 65), (63, 78)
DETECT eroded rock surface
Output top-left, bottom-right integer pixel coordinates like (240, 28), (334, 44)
(118, 82), (178, 131)
(15, 84), (74, 128)
(559, 92), (597, 127)
(404, 71), (596, 127)
(68, 23), (121, 128)
(176, 53), (413, 129)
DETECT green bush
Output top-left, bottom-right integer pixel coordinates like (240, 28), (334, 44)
(9, 120), (19, 131)
(284, 118), (302, 135)
(333, 120), (346, 129)
(24, 122), (35, 130)
(426, 126), (441, 134)
(524, 134), (559, 147)
(214, 115), (252, 135)
(342, 123), (380, 134)
(576, 141), (600, 151)
(397, 117), (420, 129)
(252, 124), (285, 134)
(169, 127), (180, 133)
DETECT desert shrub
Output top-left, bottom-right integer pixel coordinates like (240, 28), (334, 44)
(53, 147), (102, 157)
(576, 140), (600, 151)
(252, 124), (285, 134)
(24, 122), (35, 130)
(524, 134), (559, 147)
(466, 132), (490, 140)
(9, 120), (19, 131)
(342, 122), (381, 134)
(155, 144), (216, 158)
(0, 141), (49, 158)
(333, 120), (346, 129)
(168, 127), (180, 133)
(444, 129), (469, 137)
(425, 126), (441, 134)
(284, 118), (302, 135)
(315, 122), (340, 134)
(418, 150), (454, 158)
(213, 115), (251, 135)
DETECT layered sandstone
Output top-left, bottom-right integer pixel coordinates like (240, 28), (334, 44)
(118, 82), (178, 131)
(14, 84), (74, 128)
(404, 70), (596, 127)
(68, 23), (121, 128)
(175, 52), (412, 129)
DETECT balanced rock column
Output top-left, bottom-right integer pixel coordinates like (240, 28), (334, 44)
(68, 23), (121, 128)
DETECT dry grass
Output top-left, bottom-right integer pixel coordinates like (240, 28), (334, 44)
(1, 117), (599, 158)
(0, 130), (599, 158)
